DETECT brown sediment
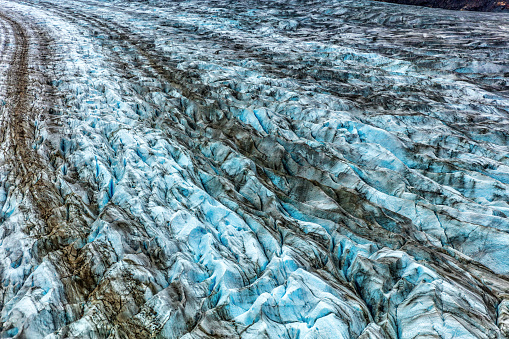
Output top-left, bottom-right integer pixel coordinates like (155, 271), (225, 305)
(0, 9), (96, 333)
(1, 0), (509, 337)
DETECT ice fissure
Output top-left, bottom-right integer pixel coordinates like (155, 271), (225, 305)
(0, 0), (508, 338)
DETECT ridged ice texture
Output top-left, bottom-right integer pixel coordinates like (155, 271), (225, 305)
(0, 0), (509, 338)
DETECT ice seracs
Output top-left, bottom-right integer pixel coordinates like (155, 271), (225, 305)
(0, 0), (508, 337)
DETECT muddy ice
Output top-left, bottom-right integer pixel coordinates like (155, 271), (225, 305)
(0, 0), (508, 338)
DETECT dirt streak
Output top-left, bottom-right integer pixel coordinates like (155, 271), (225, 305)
(0, 9), (93, 330)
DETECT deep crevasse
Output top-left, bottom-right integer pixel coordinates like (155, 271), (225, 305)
(0, 0), (508, 337)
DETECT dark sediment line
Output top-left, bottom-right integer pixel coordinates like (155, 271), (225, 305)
(374, 0), (509, 11)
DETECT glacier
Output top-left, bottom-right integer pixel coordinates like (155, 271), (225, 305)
(0, 0), (508, 337)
